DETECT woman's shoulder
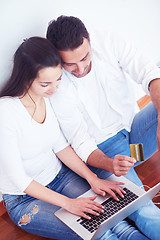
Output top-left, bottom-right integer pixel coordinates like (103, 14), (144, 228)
(0, 96), (18, 110)
(0, 97), (19, 120)
(0, 96), (18, 105)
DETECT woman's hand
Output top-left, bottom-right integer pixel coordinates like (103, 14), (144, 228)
(89, 176), (126, 201)
(65, 195), (104, 219)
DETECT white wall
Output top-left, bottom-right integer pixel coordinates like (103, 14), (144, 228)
(0, 0), (160, 200)
(1, 0), (160, 94)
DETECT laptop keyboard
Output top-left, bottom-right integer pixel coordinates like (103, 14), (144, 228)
(76, 187), (138, 233)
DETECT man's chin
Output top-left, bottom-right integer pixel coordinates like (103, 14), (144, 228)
(72, 72), (87, 78)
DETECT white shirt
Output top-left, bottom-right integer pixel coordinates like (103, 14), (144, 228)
(50, 30), (160, 163)
(71, 59), (123, 144)
(0, 97), (68, 195)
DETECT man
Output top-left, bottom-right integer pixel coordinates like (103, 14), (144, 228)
(47, 15), (160, 239)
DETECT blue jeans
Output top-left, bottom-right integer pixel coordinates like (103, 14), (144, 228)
(2, 102), (157, 239)
(3, 163), (148, 240)
(95, 102), (160, 240)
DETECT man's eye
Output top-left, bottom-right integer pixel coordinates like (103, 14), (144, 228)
(64, 63), (73, 67)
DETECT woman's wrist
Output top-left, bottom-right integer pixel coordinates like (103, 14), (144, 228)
(85, 171), (98, 188)
(57, 194), (70, 209)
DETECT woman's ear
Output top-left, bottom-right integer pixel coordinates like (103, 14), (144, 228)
(88, 32), (90, 41)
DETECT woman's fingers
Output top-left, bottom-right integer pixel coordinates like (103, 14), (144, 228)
(70, 180), (127, 219)
(89, 195), (97, 201)
(88, 200), (104, 212)
(93, 180), (125, 198)
(106, 182), (126, 200)
(78, 196), (105, 218)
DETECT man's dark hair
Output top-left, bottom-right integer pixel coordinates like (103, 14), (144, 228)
(46, 15), (89, 51)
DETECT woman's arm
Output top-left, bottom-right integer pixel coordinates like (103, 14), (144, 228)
(56, 146), (125, 200)
(24, 146), (125, 219)
(24, 179), (104, 219)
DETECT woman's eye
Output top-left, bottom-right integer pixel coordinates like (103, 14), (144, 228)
(83, 57), (87, 61)
(41, 83), (48, 87)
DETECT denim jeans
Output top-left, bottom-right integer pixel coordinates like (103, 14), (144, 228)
(2, 103), (158, 239)
(95, 102), (160, 240)
(3, 163), (148, 240)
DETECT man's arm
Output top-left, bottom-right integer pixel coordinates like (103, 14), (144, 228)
(51, 77), (135, 177)
(50, 82), (98, 162)
(87, 148), (136, 177)
(149, 78), (160, 150)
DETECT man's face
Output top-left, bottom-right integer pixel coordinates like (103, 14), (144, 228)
(59, 38), (91, 78)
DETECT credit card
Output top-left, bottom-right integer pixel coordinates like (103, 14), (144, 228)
(130, 144), (144, 161)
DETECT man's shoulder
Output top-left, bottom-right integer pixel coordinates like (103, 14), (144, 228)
(51, 71), (76, 103)
(55, 70), (73, 91)
(90, 29), (115, 43)
(89, 29), (122, 54)
(88, 30), (114, 64)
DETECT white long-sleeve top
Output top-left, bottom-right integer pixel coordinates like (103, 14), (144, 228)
(50, 30), (160, 163)
(0, 97), (68, 195)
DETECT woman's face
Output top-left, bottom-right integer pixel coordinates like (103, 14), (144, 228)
(29, 65), (62, 98)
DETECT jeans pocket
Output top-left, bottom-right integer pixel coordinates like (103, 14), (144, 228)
(121, 129), (129, 141)
(98, 129), (130, 158)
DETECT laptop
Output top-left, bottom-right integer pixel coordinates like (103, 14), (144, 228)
(55, 174), (160, 240)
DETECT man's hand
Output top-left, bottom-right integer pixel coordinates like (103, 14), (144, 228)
(87, 149), (136, 177)
(112, 155), (136, 177)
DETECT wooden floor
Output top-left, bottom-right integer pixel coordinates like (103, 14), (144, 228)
(0, 202), (51, 240)
(0, 95), (159, 240)
(135, 151), (160, 205)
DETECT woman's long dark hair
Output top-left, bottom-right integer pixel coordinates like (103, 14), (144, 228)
(0, 37), (61, 97)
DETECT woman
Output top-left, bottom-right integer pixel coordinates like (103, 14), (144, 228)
(0, 37), (148, 240)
